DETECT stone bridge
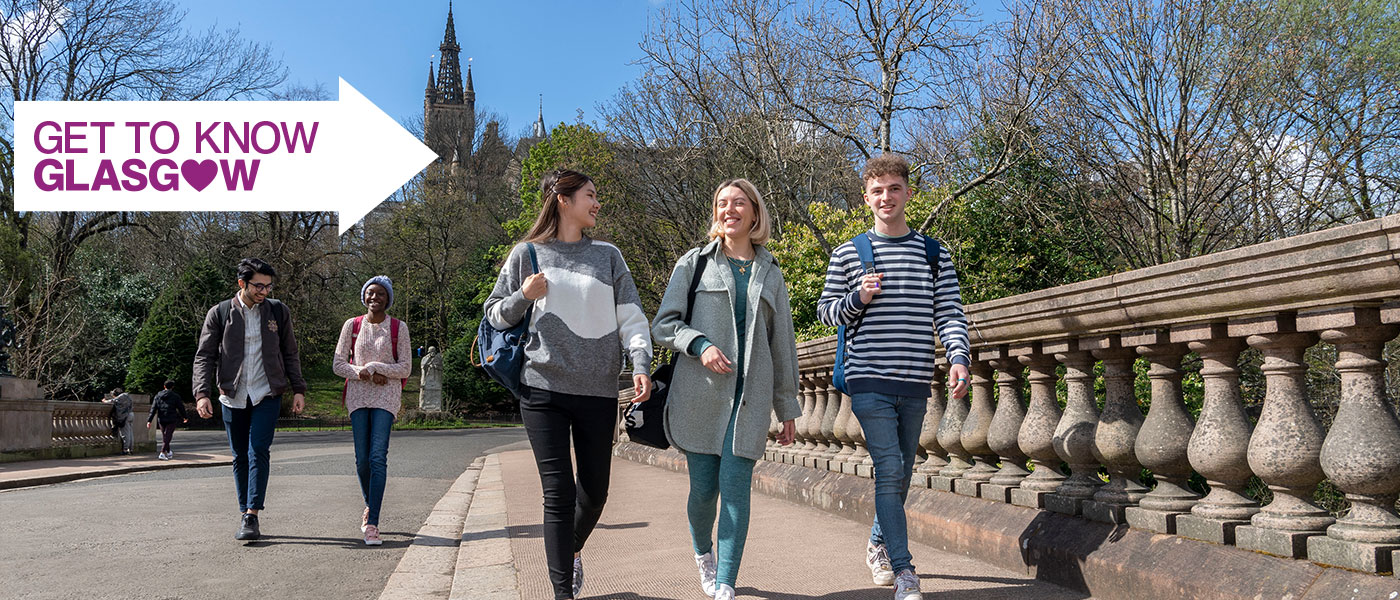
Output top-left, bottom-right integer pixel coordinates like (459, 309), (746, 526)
(618, 214), (1400, 599)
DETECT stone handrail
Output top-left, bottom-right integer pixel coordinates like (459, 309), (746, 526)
(1, 378), (152, 458)
(622, 214), (1400, 577)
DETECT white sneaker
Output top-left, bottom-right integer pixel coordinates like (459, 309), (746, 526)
(894, 569), (922, 600)
(714, 583), (736, 600)
(157, 452), (168, 461)
(695, 551), (718, 597)
(867, 541), (895, 586)
(571, 556), (584, 598)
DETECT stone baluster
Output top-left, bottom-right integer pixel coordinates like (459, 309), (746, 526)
(766, 410), (781, 462)
(1175, 323), (1258, 545)
(917, 361), (950, 481)
(956, 358), (997, 497)
(1231, 315), (1331, 559)
(849, 402), (872, 478)
(984, 347), (1028, 502)
(933, 369), (972, 492)
(1011, 344), (1066, 508)
(795, 375), (819, 459)
(1083, 337), (1148, 524)
(1123, 330), (1199, 534)
(805, 375), (831, 469)
(1299, 306), (1400, 574)
(1046, 343), (1101, 516)
(831, 388), (857, 469)
(817, 374), (841, 470)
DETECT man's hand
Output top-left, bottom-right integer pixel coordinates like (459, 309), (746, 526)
(948, 363), (970, 399)
(858, 273), (884, 305)
(196, 397), (213, 419)
(291, 394), (305, 416)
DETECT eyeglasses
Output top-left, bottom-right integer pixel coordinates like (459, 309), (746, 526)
(247, 282), (274, 292)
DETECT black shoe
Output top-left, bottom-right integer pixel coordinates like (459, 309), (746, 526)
(235, 513), (260, 541)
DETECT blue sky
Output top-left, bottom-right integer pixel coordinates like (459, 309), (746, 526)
(175, 1), (1003, 141)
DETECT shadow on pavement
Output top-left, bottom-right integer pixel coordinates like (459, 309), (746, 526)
(241, 532), (414, 549)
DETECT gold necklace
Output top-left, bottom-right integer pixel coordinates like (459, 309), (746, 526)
(726, 254), (754, 274)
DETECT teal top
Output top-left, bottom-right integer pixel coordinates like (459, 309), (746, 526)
(687, 254), (754, 399)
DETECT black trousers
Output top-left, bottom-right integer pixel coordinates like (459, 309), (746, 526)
(520, 386), (617, 600)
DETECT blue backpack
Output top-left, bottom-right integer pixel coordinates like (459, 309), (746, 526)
(833, 233), (941, 394)
(474, 243), (539, 399)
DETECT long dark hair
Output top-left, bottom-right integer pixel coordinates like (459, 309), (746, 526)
(522, 169), (593, 243)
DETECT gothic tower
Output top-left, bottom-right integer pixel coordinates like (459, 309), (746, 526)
(423, 2), (475, 166)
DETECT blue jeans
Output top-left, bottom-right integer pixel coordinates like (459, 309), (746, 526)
(851, 391), (926, 574)
(222, 395), (281, 512)
(351, 407), (394, 526)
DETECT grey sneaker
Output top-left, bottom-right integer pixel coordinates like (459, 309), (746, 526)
(572, 556), (584, 598)
(867, 541), (895, 586)
(894, 569), (922, 600)
(695, 551), (718, 596)
(714, 583), (736, 600)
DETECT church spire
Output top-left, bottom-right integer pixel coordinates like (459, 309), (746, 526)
(533, 95), (547, 138)
(425, 61), (436, 94)
(465, 59), (475, 105)
(435, 2), (464, 105)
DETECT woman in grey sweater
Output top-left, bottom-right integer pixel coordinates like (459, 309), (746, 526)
(652, 178), (801, 600)
(484, 169), (652, 600)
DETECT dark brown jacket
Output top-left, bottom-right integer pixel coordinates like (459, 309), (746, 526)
(192, 297), (307, 401)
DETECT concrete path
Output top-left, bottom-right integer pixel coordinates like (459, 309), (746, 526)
(468, 449), (1089, 600)
(0, 428), (528, 600)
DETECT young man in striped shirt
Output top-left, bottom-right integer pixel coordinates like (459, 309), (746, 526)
(817, 154), (971, 600)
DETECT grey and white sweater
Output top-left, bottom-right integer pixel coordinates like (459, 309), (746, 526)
(484, 237), (653, 398)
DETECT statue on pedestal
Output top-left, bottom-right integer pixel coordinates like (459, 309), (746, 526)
(419, 346), (444, 411)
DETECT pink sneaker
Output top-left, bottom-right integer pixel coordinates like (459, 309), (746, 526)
(364, 524), (382, 546)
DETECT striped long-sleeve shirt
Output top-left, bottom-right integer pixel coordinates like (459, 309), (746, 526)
(817, 229), (971, 398)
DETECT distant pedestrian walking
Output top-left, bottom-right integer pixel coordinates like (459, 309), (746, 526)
(103, 388), (134, 455)
(147, 380), (188, 460)
(484, 168), (653, 600)
(652, 179), (801, 600)
(192, 257), (307, 542)
(333, 275), (412, 546)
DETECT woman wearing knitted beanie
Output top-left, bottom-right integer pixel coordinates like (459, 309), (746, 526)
(333, 275), (412, 546)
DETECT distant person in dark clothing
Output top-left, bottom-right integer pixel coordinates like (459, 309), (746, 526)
(103, 388), (134, 455)
(147, 380), (188, 460)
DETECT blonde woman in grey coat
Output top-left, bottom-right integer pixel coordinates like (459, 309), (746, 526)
(652, 178), (801, 600)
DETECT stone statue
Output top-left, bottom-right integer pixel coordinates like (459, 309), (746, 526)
(419, 346), (443, 411)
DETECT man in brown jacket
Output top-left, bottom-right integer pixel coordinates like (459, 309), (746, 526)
(193, 257), (306, 541)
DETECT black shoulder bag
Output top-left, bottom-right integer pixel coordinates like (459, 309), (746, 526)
(625, 251), (708, 449)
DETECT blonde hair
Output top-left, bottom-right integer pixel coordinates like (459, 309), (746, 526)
(707, 178), (771, 245)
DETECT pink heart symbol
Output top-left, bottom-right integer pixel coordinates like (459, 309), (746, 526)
(180, 159), (218, 191)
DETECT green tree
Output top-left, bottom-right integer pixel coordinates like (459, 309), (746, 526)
(124, 260), (225, 401)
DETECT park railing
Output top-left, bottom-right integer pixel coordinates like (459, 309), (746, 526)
(621, 213), (1400, 575)
(1, 377), (152, 460)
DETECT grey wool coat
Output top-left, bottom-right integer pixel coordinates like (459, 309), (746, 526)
(652, 240), (803, 461)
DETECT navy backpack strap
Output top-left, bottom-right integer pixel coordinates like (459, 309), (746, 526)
(526, 242), (539, 274)
(922, 235), (941, 279)
(852, 233), (875, 273)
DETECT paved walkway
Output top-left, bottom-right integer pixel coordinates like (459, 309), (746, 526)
(450, 450), (1089, 600)
(0, 449), (231, 489)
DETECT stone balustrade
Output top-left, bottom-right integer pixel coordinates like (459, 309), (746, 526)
(1, 377), (153, 460)
(620, 214), (1400, 577)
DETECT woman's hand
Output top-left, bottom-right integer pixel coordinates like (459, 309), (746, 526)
(371, 373), (389, 385)
(357, 367), (373, 382)
(778, 419), (797, 445)
(701, 346), (732, 374)
(632, 373), (652, 403)
(521, 273), (548, 301)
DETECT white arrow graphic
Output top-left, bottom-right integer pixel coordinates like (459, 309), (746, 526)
(14, 78), (439, 234)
